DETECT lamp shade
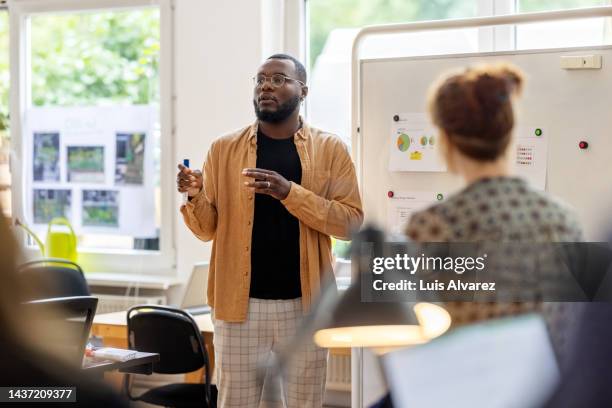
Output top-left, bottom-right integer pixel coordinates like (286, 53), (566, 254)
(313, 225), (451, 348)
(313, 282), (451, 348)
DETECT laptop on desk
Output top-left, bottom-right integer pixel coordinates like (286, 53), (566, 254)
(181, 262), (211, 316)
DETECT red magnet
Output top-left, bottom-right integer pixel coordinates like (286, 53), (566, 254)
(579, 141), (589, 150)
(387, 191), (394, 198)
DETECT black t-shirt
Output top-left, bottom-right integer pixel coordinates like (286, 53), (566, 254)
(249, 129), (302, 299)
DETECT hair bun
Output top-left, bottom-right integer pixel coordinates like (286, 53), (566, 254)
(427, 62), (525, 161)
(473, 64), (523, 111)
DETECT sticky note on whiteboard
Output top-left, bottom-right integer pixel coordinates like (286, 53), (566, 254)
(389, 113), (447, 172)
(513, 125), (548, 191)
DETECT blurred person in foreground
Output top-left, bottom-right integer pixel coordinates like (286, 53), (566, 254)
(543, 222), (612, 407)
(0, 207), (126, 407)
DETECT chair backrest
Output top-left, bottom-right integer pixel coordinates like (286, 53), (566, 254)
(18, 259), (89, 301)
(127, 305), (210, 377)
(23, 296), (98, 367)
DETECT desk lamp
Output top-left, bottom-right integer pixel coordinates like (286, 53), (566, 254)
(313, 225), (451, 350)
(261, 225), (451, 391)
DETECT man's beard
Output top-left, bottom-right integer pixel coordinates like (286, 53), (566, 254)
(253, 95), (301, 123)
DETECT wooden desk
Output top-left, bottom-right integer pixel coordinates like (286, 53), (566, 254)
(83, 352), (160, 377)
(92, 310), (349, 385)
(92, 311), (214, 383)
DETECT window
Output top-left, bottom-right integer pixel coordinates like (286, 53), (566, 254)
(0, 8), (9, 217)
(519, 0), (608, 12)
(516, 0), (612, 49)
(307, 0), (479, 147)
(27, 8), (161, 252)
(12, 0), (174, 274)
(309, 0), (477, 68)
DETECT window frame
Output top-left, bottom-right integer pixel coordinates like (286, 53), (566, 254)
(0, 6), (9, 216)
(9, 0), (176, 275)
(301, 0), (517, 82)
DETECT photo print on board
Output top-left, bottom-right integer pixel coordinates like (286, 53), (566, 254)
(67, 146), (105, 183)
(115, 132), (145, 185)
(82, 190), (119, 227)
(33, 132), (60, 182)
(33, 189), (71, 224)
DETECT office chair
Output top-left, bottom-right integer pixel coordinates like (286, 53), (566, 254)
(23, 296), (98, 367)
(126, 305), (214, 408)
(18, 258), (90, 301)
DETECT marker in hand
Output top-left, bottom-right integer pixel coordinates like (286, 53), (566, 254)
(177, 159), (204, 202)
(182, 159), (190, 203)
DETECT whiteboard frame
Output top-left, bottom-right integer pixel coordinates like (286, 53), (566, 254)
(351, 6), (612, 188)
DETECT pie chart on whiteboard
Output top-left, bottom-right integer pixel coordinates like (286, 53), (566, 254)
(397, 133), (410, 152)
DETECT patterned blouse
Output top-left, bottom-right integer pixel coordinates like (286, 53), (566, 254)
(406, 176), (582, 243)
(405, 176), (584, 364)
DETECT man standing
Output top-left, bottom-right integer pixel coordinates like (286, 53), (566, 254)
(177, 54), (363, 407)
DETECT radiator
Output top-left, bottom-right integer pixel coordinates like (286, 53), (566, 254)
(93, 293), (167, 314)
(326, 352), (351, 392)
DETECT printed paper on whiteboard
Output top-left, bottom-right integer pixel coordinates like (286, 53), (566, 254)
(513, 125), (548, 190)
(387, 191), (446, 235)
(389, 113), (446, 172)
(24, 106), (157, 237)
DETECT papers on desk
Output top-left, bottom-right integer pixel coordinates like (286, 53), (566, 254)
(86, 347), (137, 362)
(381, 314), (560, 408)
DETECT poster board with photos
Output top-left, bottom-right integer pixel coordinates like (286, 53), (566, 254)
(359, 45), (612, 240)
(24, 105), (157, 237)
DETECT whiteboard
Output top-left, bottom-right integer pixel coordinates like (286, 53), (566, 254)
(359, 45), (612, 240)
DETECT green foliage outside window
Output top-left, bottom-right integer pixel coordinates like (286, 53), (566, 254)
(0, 8), (160, 135)
(0, 11), (8, 135)
(309, 0), (475, 68)
(519, 0), (606, 12)
(30, 9), (160, 107)
(308, 0), (607, 68)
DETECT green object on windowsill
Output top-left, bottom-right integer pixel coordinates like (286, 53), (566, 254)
(15, 217), (78, 263)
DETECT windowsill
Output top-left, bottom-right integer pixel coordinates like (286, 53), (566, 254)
(25, 246), (163, 257)
(86, 272), (181, 290)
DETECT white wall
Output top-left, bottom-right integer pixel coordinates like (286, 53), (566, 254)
(174, 0), (264, 284)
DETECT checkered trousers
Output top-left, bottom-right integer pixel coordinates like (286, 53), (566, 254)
(212, 297), (328, 408)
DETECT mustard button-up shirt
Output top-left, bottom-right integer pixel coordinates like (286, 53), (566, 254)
(181, 121), (363, 322)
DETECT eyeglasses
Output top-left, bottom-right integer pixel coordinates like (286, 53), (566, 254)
(253, 74), (305, 89)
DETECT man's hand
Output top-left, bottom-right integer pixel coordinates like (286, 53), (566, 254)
(242, 168), (291, 200)
(177, 163), (203, 197)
